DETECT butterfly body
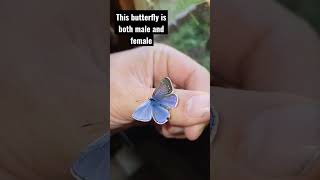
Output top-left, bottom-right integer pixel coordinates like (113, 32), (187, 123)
(149, 98), (156, 102)
(149, 97), (168, 109)
(132, 77), (178, 125)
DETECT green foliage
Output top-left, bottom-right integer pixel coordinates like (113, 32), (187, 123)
(154, 0), (210, 70)
(153, 0), (320, 71)
(154, 0), (207, 23)
(167, 16), (210, 70)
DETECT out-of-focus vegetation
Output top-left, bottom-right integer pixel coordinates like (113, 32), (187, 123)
(153, 0), (206, 24)
(278, 0), (320, 32)
(134, 0), (320, 71)
(133, 0), (210, 70)
(151, 0), (210, 70)
(166, 16), (210, 70)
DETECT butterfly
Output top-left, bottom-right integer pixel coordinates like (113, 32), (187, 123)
(132, 77), (178, 125)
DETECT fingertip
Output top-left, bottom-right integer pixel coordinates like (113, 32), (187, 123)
(170, 90), (210, 126)
(185, 123), (207, 141)
(160, 126), (172, 138)
(185, 94), (210, 119)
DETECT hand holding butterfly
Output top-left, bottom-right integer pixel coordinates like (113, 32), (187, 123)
(110, 44), (210, 140)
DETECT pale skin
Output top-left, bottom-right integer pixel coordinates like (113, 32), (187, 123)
(110, 44), (210, 140)
(212, 0), (320, 179)
(111, 0), (320, 179)
(1, 0), (320, 179)
(0, 0), (208, 179)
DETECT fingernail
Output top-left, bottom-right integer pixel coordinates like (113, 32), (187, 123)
(186, 95), (210, 118)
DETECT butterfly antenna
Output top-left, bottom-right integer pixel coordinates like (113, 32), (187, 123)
(136, 87), (154, 102)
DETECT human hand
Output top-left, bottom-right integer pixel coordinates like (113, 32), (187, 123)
(110, 44), (210, 140)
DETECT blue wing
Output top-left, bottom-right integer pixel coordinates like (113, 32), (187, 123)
(152, 77), (173, 100)
(151, 103), (170, 124)
(158, 94), (178, 109)
(132, 100), (153, 122)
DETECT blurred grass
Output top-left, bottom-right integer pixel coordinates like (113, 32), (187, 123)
(153, 0), (210, 70)
(278, 0), (320, 31)
(166, 12), (210, 70)
(154, 0), (207, 23)
(151, 0), (320, 72)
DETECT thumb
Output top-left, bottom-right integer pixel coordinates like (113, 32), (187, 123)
(169, 89), (210, 126)
(126, 88), (210, 126)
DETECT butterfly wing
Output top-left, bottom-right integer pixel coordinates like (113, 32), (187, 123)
(132, 100), (153, 122)
(152, 77), (173, 100)
(137, 77), (176, 125)
(158, 94), (178, 109)
(151, 103), (170, 124)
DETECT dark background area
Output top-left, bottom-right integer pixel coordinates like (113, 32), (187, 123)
(278, 0), (320, 32)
